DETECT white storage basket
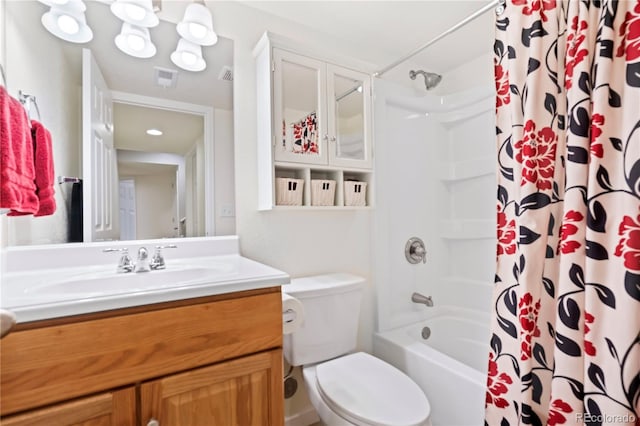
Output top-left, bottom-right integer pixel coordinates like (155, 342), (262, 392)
(276, 178), (304, 206)
(311, 179), (336, 206)
(344, 181), (367, 206)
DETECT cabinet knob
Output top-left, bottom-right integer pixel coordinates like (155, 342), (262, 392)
(147, 419), (160, 426)
(330, 136), (336, 142)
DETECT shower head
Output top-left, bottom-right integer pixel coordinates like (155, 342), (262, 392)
(409, 70), (442, 90)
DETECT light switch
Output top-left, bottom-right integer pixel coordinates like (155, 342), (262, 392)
(220, 204), (235, 217)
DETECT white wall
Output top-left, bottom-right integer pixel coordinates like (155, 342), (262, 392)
(0, 0), (6, 275)
(211, 4), (379, 420)
(432, 52), (494, 95)
(212, 1), (378, 349)
(3, 0), (80, 246)
(213, 109), (236, 235)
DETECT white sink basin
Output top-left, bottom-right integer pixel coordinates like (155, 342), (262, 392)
(3, 258), (238, 306)
(23, 265), (231, 297)
(1, 237), (290, 324)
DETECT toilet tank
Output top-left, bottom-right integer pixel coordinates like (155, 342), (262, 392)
(282, 273), (364, 366)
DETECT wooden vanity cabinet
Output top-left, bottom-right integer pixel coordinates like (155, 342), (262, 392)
(0, 388), (136, 426)
(0, 288), (284, 426)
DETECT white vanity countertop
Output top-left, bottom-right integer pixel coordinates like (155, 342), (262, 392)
(1, 237), (290, 323)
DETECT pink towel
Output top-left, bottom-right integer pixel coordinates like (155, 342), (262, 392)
(31, 120), (56, 216)
(0, 85), (39, 215)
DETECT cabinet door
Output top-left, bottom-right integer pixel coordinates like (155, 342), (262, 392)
(140, 349), (284, 426)
(273, 49), (328, 165)
(327, 64), (372, 168)
(1, 388), (135, 426)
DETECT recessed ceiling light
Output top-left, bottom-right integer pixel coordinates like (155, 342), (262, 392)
(146, 128), (162, 136)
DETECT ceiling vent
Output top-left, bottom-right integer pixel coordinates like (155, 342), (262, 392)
(218, 66), (233, 82)
(154, 66), (178, 89)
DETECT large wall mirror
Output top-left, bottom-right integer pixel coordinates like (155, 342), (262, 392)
(3, 0), (235, 246)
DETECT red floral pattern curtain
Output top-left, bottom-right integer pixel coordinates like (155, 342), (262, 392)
(487, 1), (640, 425)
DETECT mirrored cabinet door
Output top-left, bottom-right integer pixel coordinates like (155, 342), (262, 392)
(327, 65), (372, 169)
(273, 49), (328, 165)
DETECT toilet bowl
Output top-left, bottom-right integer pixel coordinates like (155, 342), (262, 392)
(303, 352), (431, 426)
(282, 274), (432, 426)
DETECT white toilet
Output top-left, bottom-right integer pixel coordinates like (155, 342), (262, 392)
(283, 273), (432, 426)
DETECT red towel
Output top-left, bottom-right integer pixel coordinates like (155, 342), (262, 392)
(31, 120), (56, 216)
(0, 85), (39, 215)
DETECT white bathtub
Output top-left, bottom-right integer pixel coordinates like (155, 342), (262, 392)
(373, 306), (490, 426)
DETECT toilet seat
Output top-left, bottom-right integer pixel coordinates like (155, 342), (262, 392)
(314, 352), (430, 426)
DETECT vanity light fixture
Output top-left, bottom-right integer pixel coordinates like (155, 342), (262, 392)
(170, 38), (206, 72)
(110, 0), (159, 28)
(40, 0), (93, 44)
(115, 22), (157, 58)
(146, 128), (163, 136)
(176, 3), (218, 46)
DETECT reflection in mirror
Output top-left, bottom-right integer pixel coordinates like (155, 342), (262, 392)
(281, 59), (320, 156)
(3, 0), (235, 246)
(335, 75), (365, 161)
(114, 103), (205, 240)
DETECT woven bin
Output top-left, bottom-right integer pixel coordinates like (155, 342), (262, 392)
(276, 178), (304, 206)
(311, 179), (336, 206)
(344, 181), (367, 206)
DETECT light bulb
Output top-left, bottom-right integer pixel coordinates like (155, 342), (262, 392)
(181, 51), (197, 66)
(57, 14), (79, 35)
(124, 3), (146, 21)
(188, 22), (208, 40)
(356, 85), (363, 93)
(146, 128), (162, 136)
(127, 33), (145, 51)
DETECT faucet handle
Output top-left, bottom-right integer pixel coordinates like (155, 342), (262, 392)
(405, 237), (427, 264)
(103, 248), (134, 273)
(151, 244), (177, 270)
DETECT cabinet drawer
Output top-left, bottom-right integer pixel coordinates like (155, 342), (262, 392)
(0, 291), (282, 416)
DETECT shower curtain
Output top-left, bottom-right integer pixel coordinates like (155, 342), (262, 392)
(487, 1), (640, 425)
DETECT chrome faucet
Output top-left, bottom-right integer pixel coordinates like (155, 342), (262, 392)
(150, 245), (177, 270)
(411, 292), (434, 307)
(134, 247), (151, 273)
(103, 248), (134, 273)
(105, 245), (178, 273)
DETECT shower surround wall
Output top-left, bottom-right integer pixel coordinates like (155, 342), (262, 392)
(373, 78), (496, 329)
(372, 71), (496, 423)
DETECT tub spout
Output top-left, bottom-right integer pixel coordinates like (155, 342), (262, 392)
(411, 292), (433, 307)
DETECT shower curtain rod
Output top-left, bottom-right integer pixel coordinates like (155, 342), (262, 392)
(373, 0), (501, 77)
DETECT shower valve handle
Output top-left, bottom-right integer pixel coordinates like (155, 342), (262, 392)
(405, 237), (427, 264)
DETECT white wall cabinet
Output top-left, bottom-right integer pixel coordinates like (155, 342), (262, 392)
(256, 33), (373, 210)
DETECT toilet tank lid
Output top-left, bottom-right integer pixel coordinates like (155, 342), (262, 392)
(283, 273), (364, 297)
